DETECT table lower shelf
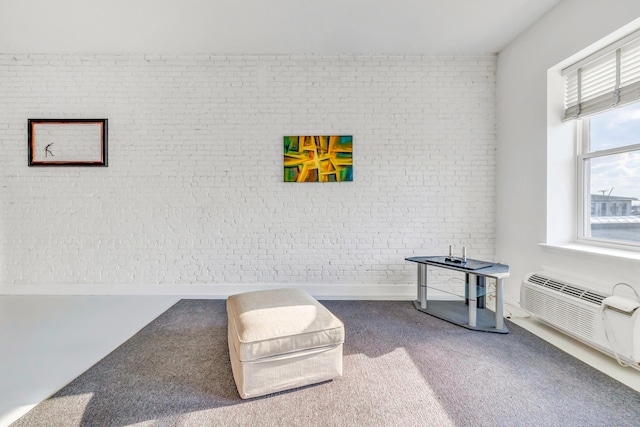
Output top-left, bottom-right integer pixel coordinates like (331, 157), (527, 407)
(413, 300), (508, 334)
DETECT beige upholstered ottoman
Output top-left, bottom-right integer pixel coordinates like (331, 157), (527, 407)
(226, 288), (344, 399)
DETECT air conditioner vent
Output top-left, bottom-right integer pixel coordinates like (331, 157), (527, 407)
(582, 291), (606, 305)
(545, 279), (564, 292)
(527, 274), (548, 286)
(527, 274), (607, 306)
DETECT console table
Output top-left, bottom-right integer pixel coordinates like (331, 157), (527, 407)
(405, 256), (510, 334)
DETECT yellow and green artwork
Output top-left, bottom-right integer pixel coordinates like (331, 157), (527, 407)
(284, 135), (353, 182)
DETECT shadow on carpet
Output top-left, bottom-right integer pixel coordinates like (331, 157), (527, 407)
(12, 299), (640, 426)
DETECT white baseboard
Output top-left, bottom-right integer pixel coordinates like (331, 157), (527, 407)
(0, 283), (419, 300)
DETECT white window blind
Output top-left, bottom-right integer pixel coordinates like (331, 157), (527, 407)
(563, 34), (640, 121)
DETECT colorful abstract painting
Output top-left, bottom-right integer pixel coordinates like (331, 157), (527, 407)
(284, 135), (353, 182)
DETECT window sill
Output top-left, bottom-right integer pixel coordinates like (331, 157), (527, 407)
(539, 242), (640, 261)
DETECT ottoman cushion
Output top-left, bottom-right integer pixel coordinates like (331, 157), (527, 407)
(227, 288), (344, 398)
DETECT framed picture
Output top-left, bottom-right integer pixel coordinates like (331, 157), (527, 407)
(28, 119), (108, 166)
(284, 135), (353, 182)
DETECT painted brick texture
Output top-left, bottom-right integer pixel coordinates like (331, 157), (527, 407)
(0, 54), (496, 288)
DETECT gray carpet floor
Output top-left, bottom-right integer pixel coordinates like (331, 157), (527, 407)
(12, 299), (640, 426)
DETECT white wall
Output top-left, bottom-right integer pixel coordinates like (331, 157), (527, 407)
(497, 0), (640, 303)
(0, 53), (497, 296)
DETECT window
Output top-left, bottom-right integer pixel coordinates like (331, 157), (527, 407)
(577, 101), (640, 246)
(562, 30), (640, 249)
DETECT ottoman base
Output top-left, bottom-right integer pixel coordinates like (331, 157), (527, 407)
(229, 335), (343, 399)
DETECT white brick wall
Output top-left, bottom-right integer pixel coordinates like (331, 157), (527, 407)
(0, 54), (496, 295)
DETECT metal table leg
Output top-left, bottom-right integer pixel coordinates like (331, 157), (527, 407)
(468, 273), (477, 327)
(495, 278), (504, 330)
(418, 264), (428, 309)
(477, 276), (486, 309)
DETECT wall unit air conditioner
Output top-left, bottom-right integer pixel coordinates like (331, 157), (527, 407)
(521, 272), (640, 370)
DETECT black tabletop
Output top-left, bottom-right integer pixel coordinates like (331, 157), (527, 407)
(405, 256), (510, 278)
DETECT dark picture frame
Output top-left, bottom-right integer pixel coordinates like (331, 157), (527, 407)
(28, 119), (108, 166)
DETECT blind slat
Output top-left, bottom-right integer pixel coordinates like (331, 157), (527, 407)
(621, 54), (640, 85)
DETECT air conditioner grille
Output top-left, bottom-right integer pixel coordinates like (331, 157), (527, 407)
(527, 274), (607, 306)
(521, 286), (597, 341)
